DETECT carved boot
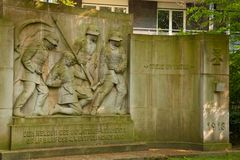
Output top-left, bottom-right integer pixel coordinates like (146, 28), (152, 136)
(116, 107), (127, 115)
(13, 108), (25, 117)
(32, 107), (45, 116)
(49, 104), (61, 115)
(91, 106), (98, 115)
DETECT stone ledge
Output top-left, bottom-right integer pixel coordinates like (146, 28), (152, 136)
(11, 115), (133, 125)
(0, 143), (147, 160)
(147, 142), (232, 151)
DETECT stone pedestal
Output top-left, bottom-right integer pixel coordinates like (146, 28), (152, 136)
(199, 35), (231, 150)
(0, 19), (14, 150)
(10, 115), (134, 150)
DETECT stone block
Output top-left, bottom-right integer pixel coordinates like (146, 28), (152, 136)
(197, 34), (229, 75)
(130, 34), (229, 150)
(0, 19), (14, 68)
(0, 69), (13, 110)
(10, 116), (134, 150)
(130, 74), (149, 108)
(201, 75), (229, 143)
(0, 109), (12, 149)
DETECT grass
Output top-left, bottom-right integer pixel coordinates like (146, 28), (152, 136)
(168, 152), (240, 160)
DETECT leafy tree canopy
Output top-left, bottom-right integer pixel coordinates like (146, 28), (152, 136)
(187, 0), (240, 33)
(34, 0), (76, 7)
(187, 0), (240, 104)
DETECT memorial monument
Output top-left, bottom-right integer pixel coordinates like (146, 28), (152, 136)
(0, 0), (231, 159)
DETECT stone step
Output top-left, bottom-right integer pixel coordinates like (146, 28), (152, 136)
(30, 148), (240, 160)
(33, 149), (169, 160)
(0, 143), (147, 160)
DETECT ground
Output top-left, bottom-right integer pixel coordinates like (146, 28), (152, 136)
(34, 148), (240, 160)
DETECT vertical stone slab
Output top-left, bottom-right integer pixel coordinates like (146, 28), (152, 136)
(0, 19), (14, 149)
(130, 34), (202, 147)
(199, 34), (231, 150)
(0, 0), (3, 16)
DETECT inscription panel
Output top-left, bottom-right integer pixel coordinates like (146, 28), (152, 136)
(10, 116), (134, 150)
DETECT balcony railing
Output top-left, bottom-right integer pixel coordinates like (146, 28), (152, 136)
(133, 27), (205, 35)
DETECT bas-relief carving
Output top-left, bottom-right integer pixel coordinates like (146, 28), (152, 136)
(13, 20), (59, 117)
(209, 48), (223, 65)
(92, 32), (128, 115)
(13, 19), (129, 117)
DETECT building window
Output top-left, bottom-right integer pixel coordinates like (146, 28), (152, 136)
(99, 6), (112, 12)
(157, 9), (186, 35)
(158, 10), (169, 31)
(82, 4), (128, 14)
(115, 7), (128, 13)
(172, 11), (183, 30)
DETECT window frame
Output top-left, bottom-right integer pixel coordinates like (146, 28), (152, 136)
(82, 3), (128, 14)
(157, 9), (186, 35)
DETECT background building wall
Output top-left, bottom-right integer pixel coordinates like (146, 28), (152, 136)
(129, 0), (157, 28)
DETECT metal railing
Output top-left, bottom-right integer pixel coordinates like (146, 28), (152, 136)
(133, 27), (207, 35)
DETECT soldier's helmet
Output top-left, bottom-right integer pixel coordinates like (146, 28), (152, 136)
(64, 51), (76, 61)
(86, 25), (100, 36)
(44, 34), (59, 46)
(109, 31), (123, 42)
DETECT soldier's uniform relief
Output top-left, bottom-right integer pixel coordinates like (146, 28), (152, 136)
(13, 20), (129, 117)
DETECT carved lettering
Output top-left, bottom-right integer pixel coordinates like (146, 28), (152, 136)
(144, 64), (194, 70)
(20, 123), (131, 145)
(207, 122), (225, 131)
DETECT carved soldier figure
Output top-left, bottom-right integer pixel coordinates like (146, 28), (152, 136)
(92, 32), (127, 115)
(13, 34), (59, 117)
(46, 52), (83, 115)
(74, 25), (101, 88)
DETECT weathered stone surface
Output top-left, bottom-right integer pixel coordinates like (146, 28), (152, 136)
(130, 34), (230, 150)
(0, 109), (12, 149)
(0, 0), (2, 17)
(0, 19), (14, 150)
(2, 0), (132, 117)
(10, 115), (134, 150)
(199, 34), (229, 146)
(130, 35), (201, 143)
(0, 0), (230, 153)
(1, 143), (147, 160)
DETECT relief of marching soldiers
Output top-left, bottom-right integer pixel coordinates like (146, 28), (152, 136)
(13, 22), (128, 117)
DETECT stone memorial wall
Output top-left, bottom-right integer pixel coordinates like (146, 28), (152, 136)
(0, 0), (231, 158)
(130, 34), (230, 150)
(0, 0), (133, 151)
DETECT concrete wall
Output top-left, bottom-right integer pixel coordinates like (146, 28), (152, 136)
(0, 19), (14, 150)
(199, 35), (230, 150)
(130, 34), (230, 150)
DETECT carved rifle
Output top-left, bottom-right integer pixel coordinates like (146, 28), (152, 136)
(51, 16), (93, 85)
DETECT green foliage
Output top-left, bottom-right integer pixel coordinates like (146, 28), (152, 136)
(34, 0), (76, 7)
(230, 108), (240, 145)
(230, 48), (240, 103)
(187, 1), (240, 102)
(187, 0), (240, 33)
(168, 152), (240, 160)
(58, 0), (76, 6)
